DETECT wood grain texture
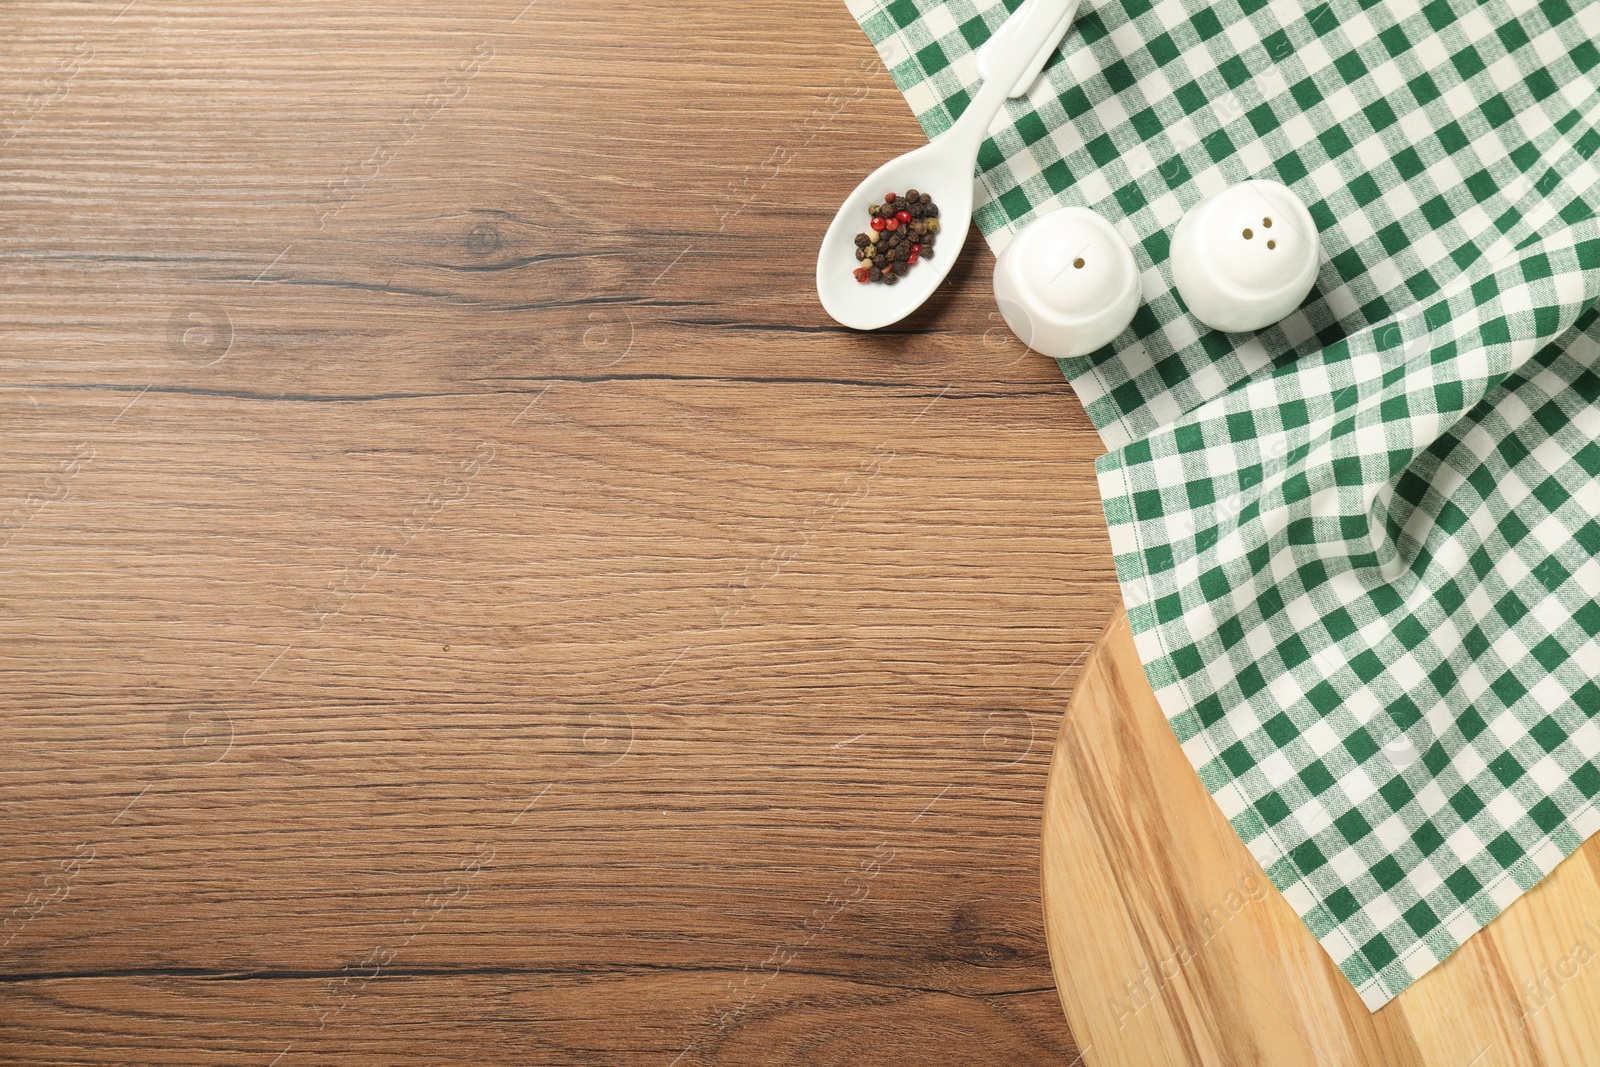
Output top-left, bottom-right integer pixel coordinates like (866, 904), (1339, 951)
(0, 0), (1109, 1063)
(1043, 609), (1600, 1067)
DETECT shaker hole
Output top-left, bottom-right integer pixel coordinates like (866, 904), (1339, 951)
(1073, 257), (1085, 269)
(1263, 217), (1273, 227)
(1243, 228), (1253, 239)
(1267, 239), (1276, 249)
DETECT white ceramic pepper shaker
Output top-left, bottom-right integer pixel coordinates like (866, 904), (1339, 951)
(1169, 179), (1319, 334)
(992, 207), (1141, 359)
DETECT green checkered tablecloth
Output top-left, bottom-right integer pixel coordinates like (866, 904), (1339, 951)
(845, 0), (1600, 1010)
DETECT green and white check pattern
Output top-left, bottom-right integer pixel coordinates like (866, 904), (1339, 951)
(846, 0), (1600, 1009)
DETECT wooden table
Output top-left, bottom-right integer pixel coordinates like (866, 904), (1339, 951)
(0, 2), (1114, 1062)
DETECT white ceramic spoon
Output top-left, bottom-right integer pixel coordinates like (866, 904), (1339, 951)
(816, 0), (1081, 331)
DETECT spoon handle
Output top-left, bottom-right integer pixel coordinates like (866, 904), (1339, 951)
(942, 0), (1080, 158)
(976, 0), (1080, 97)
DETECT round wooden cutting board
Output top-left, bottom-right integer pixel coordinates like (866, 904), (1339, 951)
(1042, 608), (1600, 1067)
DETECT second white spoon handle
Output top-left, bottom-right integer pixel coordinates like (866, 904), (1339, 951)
(976, 0), (1080, 98)
(941, 0), (1079, 158)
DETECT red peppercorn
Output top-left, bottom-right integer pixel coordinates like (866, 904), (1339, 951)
(884, 191), (897, 202)
(870, 216), (886, 232)
(911, 243), (921, 254)
(895, 210), (911, 224)
(907, 252), (919, 265)
(885, 218), (899, 231)
(854, 266), (871, 283)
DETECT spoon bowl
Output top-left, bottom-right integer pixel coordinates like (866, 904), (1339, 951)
(815, 143), (975, 331)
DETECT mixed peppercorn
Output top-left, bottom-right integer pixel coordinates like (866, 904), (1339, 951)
(852, 189), (941, 285)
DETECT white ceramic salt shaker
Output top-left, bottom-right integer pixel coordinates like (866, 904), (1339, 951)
(992, 207), (1140, 359)
(1170, 179), (1319, 333)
